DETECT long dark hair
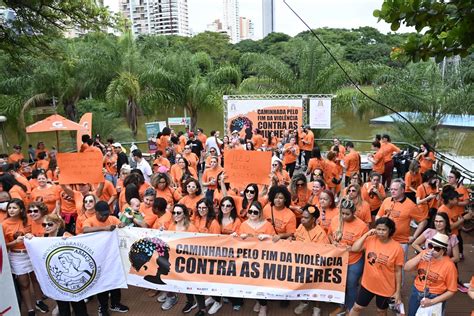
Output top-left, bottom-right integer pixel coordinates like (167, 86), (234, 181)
(242, 183), (259, 209)
(6, 198), (28, 226)
(0, 174), (27, 193)
(218, 196), (238, 225)
(196, 198), (216, 229)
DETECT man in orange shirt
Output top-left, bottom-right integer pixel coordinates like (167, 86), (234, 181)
(8, 145), (24, 164)
(367, 141), (384, 175)
(380, 134), (400, 189)
(300, 125), (314, 169)
(251, 128), (264, 149)
(343, 141), (360, 185)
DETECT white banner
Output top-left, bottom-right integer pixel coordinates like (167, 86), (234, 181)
(25, 231), (128, 302)
(0, 226), (21, 316)
(309, 98), (332, 129)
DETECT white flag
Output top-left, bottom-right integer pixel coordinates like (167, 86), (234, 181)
(25, 230), (127, 302)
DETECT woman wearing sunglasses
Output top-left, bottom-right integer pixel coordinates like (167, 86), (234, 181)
(345, 184), (372, 226)
(289, 174), (311, 223)
(178, 178), (203, 218)
(405, 232), (457, 316)
(75, 194), (97, 234)
(239, 183), (265, 220)
(2, 198), (49, 315)
(270, 158), (290, 187)
(349, 217), (403, 316)
(293, 204), (329, 316)
(27, 201), (48, 237)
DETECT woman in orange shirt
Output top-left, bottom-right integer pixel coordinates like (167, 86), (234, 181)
(178, 178), (203, 218)
(306, 147), (326, 178)
(325, 151), (342, 194)
(266, 131), (279, 151)
(31, 172), (60, 214)
(307, 179), (325, 207)
(194, 198), (220, 234)
(27, 201), (48, 237)
(328, 198), (368, 314)
(75, 194), (98, 234)
(288, 174), (311, 222)
(270, 159), (291, 187)
(170, 157), (197, 187)
(350, 217), (403, 316)
(404, 160), (422, 203)
(2, 199), (48, 314)
(346, 184), (372, 225)
(282, 137), (299, 177)
(416, 143), (436, 174)
(318, 189), (338, 233)
(416, 170), (440, 215)
(151, 173), (176, 207)
(239, 183), (260, 219)
(202, 156), (223, 202)
(361, 171), (386, 220)
(293, 204), (329, 316)
(0, 173), (29, 204)
(150, 197), (172, 230)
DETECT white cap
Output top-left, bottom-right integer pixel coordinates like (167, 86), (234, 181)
(112, 142), (122, 148)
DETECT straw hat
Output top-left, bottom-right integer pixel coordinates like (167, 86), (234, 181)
(428, 232), (449, 249)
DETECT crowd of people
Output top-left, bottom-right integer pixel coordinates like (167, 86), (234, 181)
(0, 125), (473, 316)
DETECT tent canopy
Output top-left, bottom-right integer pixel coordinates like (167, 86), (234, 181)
(26, 114), (83, 133)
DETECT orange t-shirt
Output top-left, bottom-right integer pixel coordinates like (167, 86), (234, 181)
(151, 211), (173, 230)
(371, 150), (385, 174)
(220, 217), (242, 235)
(452, 185), (469, 217)
(35, 159), (50, 171)
(156, 187), (177, 206)
(361, 235), (404, 297)
(83, 215), (121, 229)
(152, 157), (171, 173)
(418, 152), (435, 174)
(301, 131), (314, 151)
(170, 166), (198, 185)
(294, 224), (329, 244)
(267, 137), (279, 150)
(202, 166), (223, 190)
(8, 153), (24, 164)
(262, 205), (296, 234)
(31, 220), (45, 237)
(59, 189), (83, 215)
(9, 185), (29, 204)
(414, 250), (457, 294)
(307, 158), (326, 175)
(167, 221), (199, 232)
(75, 210), (96, 234)
(96, 180), (117, 212)
(355, 201), (372, 224)
(31, 185), (60, 213)
(157, 135), (170, 155)
(103, 155), (117, 175)
(381, 142), (400, 163)
(182, 153), (200, 170)
(2, 217), (32, 250)
(274, 170), (291, 186)
(343, 150), (360, 176)
(405, 171), (422, 193)
(328, 216), (368, 264)
(282, 144), (299, 165)
(178, 194), (204, 218)
(252, 134), (264, 149)
(238, 220), (274, 236)
(377, 197), (427, 243)
(193, 217), (221, 234)
(324, 160), (340, 189)
(416, 183), (439, 214)
(319, 207), (339, 233)
(361, 182), (386, 211)
(437, 204), (461, 235)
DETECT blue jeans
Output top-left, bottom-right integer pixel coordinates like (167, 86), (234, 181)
(408, 285), (445, 316)
(345, 256), (364, 310)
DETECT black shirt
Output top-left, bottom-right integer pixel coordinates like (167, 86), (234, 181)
(186, 139), (203, 157)
(117, 152), (129, 172)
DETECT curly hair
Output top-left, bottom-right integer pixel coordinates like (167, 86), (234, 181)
(129, 237), (170, 271)
(268, 185), (291, 208)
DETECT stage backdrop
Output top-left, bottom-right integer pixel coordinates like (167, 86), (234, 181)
(227, 99), (303, 139)
(25, 231), (127, 302)
(118, 227), (348, 303)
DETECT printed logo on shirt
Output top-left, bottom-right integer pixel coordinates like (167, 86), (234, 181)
(46, 246), (97, 294)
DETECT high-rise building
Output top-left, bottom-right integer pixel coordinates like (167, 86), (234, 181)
(206, 19), (226, 34)
(119, 0), (190, 37)
(222, 0), (240, 43)
(239, 17), (254, 41)
(262, 0), (275, 38)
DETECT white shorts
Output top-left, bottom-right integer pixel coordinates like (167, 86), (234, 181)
(9, 251), (34, 275)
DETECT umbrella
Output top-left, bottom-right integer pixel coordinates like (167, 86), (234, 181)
(26, 114), (83, 152)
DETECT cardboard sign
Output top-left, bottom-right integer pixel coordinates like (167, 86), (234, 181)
(224, 150), (272, 186)
(57, 152), (104, 184)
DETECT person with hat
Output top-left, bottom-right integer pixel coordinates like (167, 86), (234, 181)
(8, 145), (24, 164)
(113, 143), (129, 173)
(404, 232), (457, 316)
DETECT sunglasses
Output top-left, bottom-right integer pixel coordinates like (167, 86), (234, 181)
(210, 150), (216, 153)
(246, 189), (255, 194)
(172, 211), (183, 216)
(296, 183), (305, 187)
(427, 243), (444, 252)
(197, 206), (208, 211)
(348, 189), (357, 192)
(248, 210), (259, 216)
(314, 173), (322, 176)
(158, 181), (167, 184)
(27, 209), (40, 214)
(221, 204), (233, 208)
(42, 222), (55, 227)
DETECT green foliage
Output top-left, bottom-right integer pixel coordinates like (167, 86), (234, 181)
(374, 0), (474, 62)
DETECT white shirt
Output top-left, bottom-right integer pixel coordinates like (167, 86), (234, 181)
(135, 158), (152, 183)
(205, 136), (222, 155)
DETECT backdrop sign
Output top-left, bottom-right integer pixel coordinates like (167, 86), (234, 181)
(309, 98), (332, 129)
(118, 228), (348, 303)
(57, 152), (104, 185)
(227, 99), (303, 139)
(168, 117), (191, 126)
(0, 226), (21, 316)
(145, 121), (167, 153)
(25, 231), (127, 302)
(224, 150), (272, 186)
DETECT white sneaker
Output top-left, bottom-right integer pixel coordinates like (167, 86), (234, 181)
(157, 292), (168, 303)
(294, 302), (310, 314)
(253, 301), (261, 312)
(205, 297), (216, 307)
(161, 295), (178, 311)
(312, 307), (321, 316)
(208, 301), (223, 315)
(258, 305), (267, 316)
(51, 305), (59, 316)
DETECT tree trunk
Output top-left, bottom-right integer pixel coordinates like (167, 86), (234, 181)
(63, 100), (77, 122)
(188, 104), (198, 131)
(127, 96), (138, 136)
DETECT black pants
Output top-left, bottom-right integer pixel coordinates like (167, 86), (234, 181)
(304, 150), (312, 166)
(457, 231), (463, 254)
(258, 299), (267, 306)
(57, 300), (88, 316)
(286, 162), (296, 178)
(98, 289), (121, 311)
(356, 286), (390, 310)
(186, 294), (205, 309)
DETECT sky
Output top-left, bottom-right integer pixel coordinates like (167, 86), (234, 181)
(105, 0), (414, 39)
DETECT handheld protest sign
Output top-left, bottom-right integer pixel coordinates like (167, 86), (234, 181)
(224, 150), (272, 186)
(57, 152), (104, 184)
